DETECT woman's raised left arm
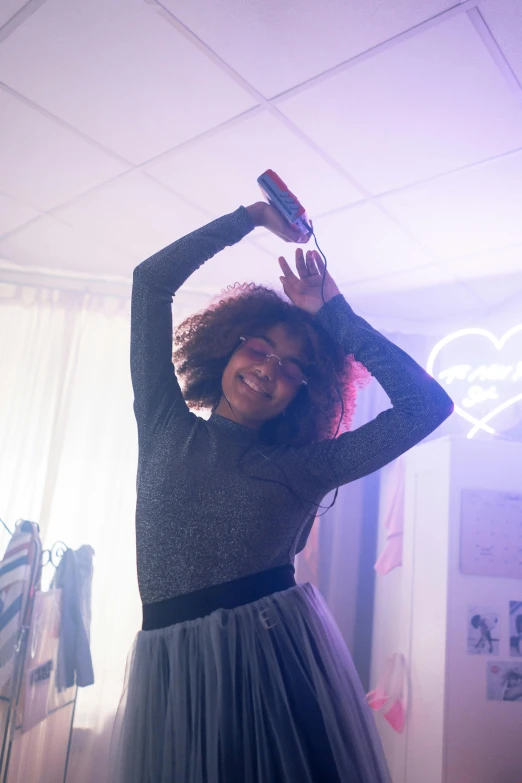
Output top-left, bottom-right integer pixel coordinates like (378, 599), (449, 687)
(299, 295), (453, 491)
(279, 250), (454, 491)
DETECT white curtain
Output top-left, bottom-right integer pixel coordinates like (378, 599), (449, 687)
(0, 276), (388, 779)
(0, 281), (141, 783)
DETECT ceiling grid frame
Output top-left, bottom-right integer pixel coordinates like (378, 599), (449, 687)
(0, 0), (520, 329)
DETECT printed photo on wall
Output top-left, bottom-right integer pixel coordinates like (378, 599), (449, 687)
(487, 661), (522, 702)
(510, 601), (522, 658)
(467, 606), (500, 655)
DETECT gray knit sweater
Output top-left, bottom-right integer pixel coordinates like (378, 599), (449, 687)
(131, 207), (453, 605)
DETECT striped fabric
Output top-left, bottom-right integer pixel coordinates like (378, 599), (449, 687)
(0, 522), (42, 689)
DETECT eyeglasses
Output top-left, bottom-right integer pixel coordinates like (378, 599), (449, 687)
(238, 336), (308, 386)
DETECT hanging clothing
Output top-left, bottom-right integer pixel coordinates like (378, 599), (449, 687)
(0, 520), (42, 689)
(21, 589), (62, 733)
(367, 653), (409, 734)
(114, 207), (454, 782)
(51, 545), (94, 691)
(295, 514), (321, 587)
(374, 455), (406, 576)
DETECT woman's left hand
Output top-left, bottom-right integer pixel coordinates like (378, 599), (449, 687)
(278, 249), (341, 315)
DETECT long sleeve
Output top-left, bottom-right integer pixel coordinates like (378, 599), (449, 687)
(53, 549), (94, 691)
(297, 295), (454, 493)
(74, 546), (94, 688)
(131, 207), (255, 442)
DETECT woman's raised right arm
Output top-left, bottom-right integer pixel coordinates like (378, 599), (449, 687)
(130, 207), (255, 443)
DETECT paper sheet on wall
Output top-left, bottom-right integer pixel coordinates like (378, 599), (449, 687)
(487, 661), (522, 702)
(460, 490), (522, 579)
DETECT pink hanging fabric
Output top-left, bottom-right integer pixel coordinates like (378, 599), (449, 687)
(367, 653), (408, 734)
(374, 456), (406, 576)
(295, 516), (321, 588)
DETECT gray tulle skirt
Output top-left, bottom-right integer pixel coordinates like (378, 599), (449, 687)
(111, 583), (391, 783)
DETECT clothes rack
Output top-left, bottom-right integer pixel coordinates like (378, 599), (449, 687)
(0, 525), (79, 783)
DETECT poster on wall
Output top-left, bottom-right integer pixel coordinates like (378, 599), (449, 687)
(510, 601), (522, 658)
(467, 606), (500, 655)
(460, 490), (522, 580)
(487, 661), (522, 702)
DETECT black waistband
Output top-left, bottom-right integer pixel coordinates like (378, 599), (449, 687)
(142, 564), (296, 631)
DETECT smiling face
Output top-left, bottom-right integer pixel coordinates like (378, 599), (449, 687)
(214, 322), (311, 429)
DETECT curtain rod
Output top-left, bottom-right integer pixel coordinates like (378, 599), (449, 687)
(0, 263), (211, 301)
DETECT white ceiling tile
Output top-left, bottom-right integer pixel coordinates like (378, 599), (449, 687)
(354, 279), (483, 324)
(348, 261), (456, 297)
(0, 193), (40, 236)
(480, 0), (522, 85)
(0, 89), (127, 211)
(145, 110), (362, 217)
(443, 243), (522, 280)
(279, 14), (522, 193)
(186, 239), (278, 294)
(379, 151), (522, 259)
(0, 0), (30, 29)
(0, 0), (256, 164)
(1, 0), (520, 334)
(252, 203), (433, 285)
(0, 216), (135, 276)
(459, 271), (522, 310)
(54, 172), (212, 261)
(160, 0), (455, 97)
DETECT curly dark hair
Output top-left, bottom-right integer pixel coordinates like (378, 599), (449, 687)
(173, 283), (369, 447)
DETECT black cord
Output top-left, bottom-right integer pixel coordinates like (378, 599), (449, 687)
(226, 222), (348, 530)
(302, 220), (345, 516)
(303, 221), (328, 307)
(303, 224), (343, 450)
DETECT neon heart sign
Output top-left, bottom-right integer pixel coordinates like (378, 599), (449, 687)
(426, 325), (522, 439)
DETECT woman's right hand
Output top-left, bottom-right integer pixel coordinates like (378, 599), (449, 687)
(246, 202), (311, 244)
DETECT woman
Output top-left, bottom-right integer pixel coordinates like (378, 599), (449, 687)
(113, 201), (453, 782)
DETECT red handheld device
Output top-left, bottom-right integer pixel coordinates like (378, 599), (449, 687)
(257, 170), (312, 238)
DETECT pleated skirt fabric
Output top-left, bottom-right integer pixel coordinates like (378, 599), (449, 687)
(111, 582), (391, 783)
